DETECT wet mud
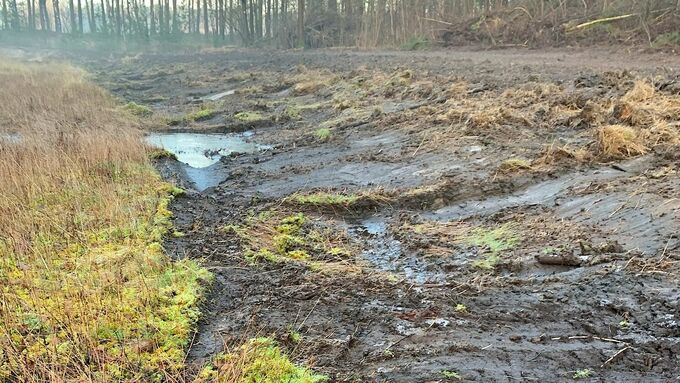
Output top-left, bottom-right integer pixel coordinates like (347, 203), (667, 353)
(78, 48), (679, 382)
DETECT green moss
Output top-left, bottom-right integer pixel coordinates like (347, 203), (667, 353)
(187, 108), (217, 121)
(285, 103), (324, 120)
(273, 234), (306, 254)
(441, 370), (462, 380)
(286, 250), (309, 261)
(286, 106), (302, 119)
(198, 337), (326, 383)
(287, 326), (302, 344)
(223, 224), (244, 235)
(235, 111), (265, 122)
(328, 247), (351, 257)
(280, 213), (306, 227)
(464, 225), (518, 270)
(465, 225), (518, 253)
(315, 128), (331, 141)
(245, 248), (280, 264)
(0, 167), (213, 380)
(573, 369), (593, 379)
(123, 102), (153, 117)
(293, 192), (357, 206)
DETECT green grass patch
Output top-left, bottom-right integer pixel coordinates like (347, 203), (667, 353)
(148, 148), (178, 160)
(441, 370), (462, 380)
(235, 111), (265, 122)
(123, 101), (154, 117)
(187, 107), (217, 121)
(195, 337), (326, 383)
(293, 192), (358, 206)
(315, 128), (331, 141)
(652, 31), (680, 48)
(573, 369), (593, 379)
(401, 35), (430, 51)
(464, 225), (519, 270)
(224, 211), (354, 265)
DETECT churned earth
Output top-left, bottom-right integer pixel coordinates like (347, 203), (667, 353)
(78, 47), (679, 382)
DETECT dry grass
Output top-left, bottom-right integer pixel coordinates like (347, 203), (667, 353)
(498, 158), (533, 173)
(534, 143), (591, 166)
(621, 80), (655, 103)
(596, 125), (648, 160)
(0, 60), (210, 382)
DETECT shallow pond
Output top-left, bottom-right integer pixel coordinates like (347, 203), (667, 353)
(145, 132), (268, 190)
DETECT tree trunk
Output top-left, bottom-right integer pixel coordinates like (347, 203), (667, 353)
(171, 0), (177, 33)
(228, 0), (234, 40)
(91, 0), (97, 31)
(114, 0), (121, 35)
(164, 0), (169, 34)
(68, 0), (76, 32)
(27, 0), (34, 31)
(240, 0), (248, 44)
(39, 0), (49, 30)
(85, 0), (91, 31)
(195, 0), (200, 33)
(77, 0), (83, 32)
(265, 0), (270, 37)
(101, 0), (107, 33)
(8, 0), (19, 31)
(53, 0), (62, 31)
(297, 0), (303, 47)
(1, 0), (7, 30)
(149, 0), (155, 34)
(257, 0), (262, 38)
(158, 0), (164, 34)
(202, 0), (208, 35)
(187, 0), (192, 33)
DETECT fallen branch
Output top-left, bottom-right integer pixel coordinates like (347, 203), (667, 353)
(601, 346), (631, 368)
(420, 16), (455, 26)
(566, 14), (637, 33)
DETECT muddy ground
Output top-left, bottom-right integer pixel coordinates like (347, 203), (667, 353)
(60, 47), (680, 381)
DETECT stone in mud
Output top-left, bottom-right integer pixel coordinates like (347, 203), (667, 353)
(535, 252), (584, 266)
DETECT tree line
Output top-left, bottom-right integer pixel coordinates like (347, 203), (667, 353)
(1, 1), (678, 48)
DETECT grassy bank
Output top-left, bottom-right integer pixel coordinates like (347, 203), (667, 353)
(0, 60), (211, 381)
(0, 59), (326, 383)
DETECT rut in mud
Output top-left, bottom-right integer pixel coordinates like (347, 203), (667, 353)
(86, 48), (679, 382)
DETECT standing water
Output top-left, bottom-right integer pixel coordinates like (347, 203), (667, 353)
(145, 132), (268, 190)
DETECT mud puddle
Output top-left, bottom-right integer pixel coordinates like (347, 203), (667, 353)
(427, 157), (677, 254)
(203, 89), (236, 101)
(146, 132), (269, 190)
(352, 217), (446, 284)
(428, 159), (649, 222)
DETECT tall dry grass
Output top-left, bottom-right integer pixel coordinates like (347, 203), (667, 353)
(0, 61), (147, 252)
(0, 60), (210, 382)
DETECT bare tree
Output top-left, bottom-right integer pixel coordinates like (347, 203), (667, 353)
(297, 0), (303, 47)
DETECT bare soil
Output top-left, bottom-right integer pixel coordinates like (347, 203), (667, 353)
(70, 47), (680, 382)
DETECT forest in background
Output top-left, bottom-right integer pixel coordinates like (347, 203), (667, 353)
(1, 0), (679, 49)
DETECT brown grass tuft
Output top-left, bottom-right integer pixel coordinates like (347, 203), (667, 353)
(596, 124), (648, 159)
(535, 143), (591, 165)
(622, 80), (655, 102)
